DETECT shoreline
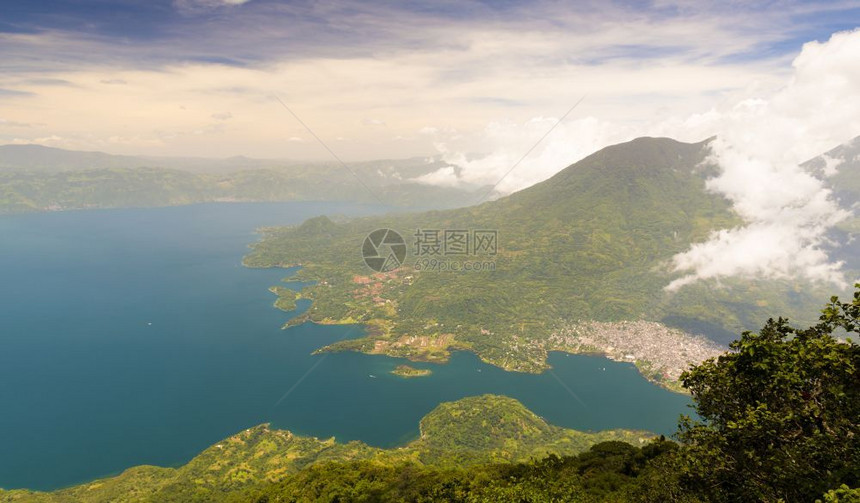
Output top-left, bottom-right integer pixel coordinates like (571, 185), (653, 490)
(264, 300), (718, 394)
(249, 256), (728, 395)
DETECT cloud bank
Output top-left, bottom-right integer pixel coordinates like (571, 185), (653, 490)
(174, 0), (253, 14)
(416, 116), (633, 195)
(666, 29), (860, 290)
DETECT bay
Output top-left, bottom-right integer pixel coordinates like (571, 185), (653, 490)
(0, 202), (690, 491)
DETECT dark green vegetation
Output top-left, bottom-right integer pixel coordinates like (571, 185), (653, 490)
(0, 396), (648, 502)
(0, 145), (484, 212)
(245, 137), (850, 377)
(5, 288), (858, 502)
(675, 288), (860, 502)
(248, 440), (683, 503)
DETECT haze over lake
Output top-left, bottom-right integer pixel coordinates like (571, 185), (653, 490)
(0, 202), (690, 491)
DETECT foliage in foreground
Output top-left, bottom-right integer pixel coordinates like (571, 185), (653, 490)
(676, 288), (860, 502)
(0, 396), (646, 503)
(246, 439), (686, 503)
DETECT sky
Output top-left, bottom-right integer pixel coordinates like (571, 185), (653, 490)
(1, 0), (857, 162)
(2, 0), (860, 289)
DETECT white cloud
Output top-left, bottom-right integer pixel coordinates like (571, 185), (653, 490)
(0, 118), (32, 127)
(820, 154), (843, 177)
(362, 118), (386, 127)
(413, 166), (460, 188)
(416, 116), (634, 195)
(666, 29), (860, 291)
(174, 0), (252, 12)
(11, 135), (65, 145)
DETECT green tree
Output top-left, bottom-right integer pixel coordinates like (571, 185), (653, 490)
(676, 286), (860, 502)
(819, 485), (860, 503)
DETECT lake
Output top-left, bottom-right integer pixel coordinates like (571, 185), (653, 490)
(0, 202), (691, 491)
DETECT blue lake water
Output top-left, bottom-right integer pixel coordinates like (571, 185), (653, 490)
(0, 202), (691, 491)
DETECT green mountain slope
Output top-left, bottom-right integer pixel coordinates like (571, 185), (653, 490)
(0, 395), (648, 502)
(244, 137), (844, 380)
(803, 136), (860, 275)
(804, 135), (860, 208)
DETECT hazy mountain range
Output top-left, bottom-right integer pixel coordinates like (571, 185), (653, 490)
(0, 144), (489, 212)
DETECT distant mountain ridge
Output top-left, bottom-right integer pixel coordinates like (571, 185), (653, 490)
(0, 144), (153, 172)
(0, 144), (489, 212)
(0, 144), (443, 174)
(804, 135), (860, 216)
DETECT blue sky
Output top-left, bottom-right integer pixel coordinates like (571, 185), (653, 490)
(0, 0), (858, 160)
(3, 1), (857, 67)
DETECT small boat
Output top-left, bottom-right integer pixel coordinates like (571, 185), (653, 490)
(369, 374), (376, 378)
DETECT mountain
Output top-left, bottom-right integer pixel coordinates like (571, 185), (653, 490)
(0, 145), (150, 172)
(244, 136), (852, 384)
(0, 144), (329, 173)
(803, 136), (860, 272)
(0, 395), (647, 502)
(804, 135), (860, 208)
(0, 145), (489, 212)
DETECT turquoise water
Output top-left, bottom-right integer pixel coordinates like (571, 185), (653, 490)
(0, 203), (691, 491)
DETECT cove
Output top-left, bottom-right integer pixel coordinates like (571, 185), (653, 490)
(0, 202), (690, 491)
